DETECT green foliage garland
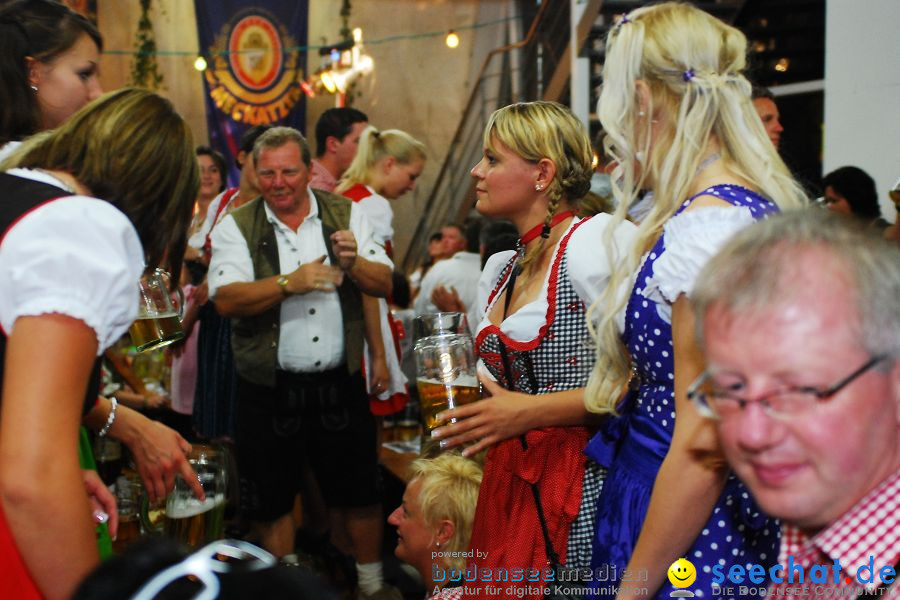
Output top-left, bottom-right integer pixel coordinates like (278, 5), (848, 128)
(130, 0), (164, 90)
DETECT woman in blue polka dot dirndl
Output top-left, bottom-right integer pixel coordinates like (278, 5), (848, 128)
(581, 3), (809, 599)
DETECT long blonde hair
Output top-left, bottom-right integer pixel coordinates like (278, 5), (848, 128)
(585, 2), (808, 414)
(335, 125), (425, 194)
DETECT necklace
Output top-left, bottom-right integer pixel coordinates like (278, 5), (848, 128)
(519, 210), (575, 246)
(696, 152), (721, 177)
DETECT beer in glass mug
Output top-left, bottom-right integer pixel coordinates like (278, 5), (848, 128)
(163, 444), (227, 548)
(164, 493), (226, 549)
(417, 374), (481, 431)
(129, 268), (184, 352)
(413, 313), (480, 435)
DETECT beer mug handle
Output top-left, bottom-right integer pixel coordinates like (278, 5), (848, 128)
(139, 491), (165, 536)
(172, 286), (184, 320)
(154, 268), (185, 320)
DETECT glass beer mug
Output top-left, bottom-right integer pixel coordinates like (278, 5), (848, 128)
(142, 445), (227, 548)
(413, 313), (481, 433)
(129, 268), (184, 352)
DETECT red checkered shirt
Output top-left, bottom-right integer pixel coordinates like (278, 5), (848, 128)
(768, 469), (900, 599)
(426, 585), (465, 599)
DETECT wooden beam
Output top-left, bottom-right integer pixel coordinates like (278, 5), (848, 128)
(544, 0), (604, 102)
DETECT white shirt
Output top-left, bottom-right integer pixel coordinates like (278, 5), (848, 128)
(0, 169), (144, 353)
(414, 251), (483, 335)
(208, 188), (392, 372)
(187, 188), (236, 250)
(640, 205), (757, 323)
(348, 185), (394, 246)
(475, 214), (636, 342)
(0, 141), (22, 163)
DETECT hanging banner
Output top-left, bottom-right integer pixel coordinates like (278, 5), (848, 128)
(194, 1), (308, 183)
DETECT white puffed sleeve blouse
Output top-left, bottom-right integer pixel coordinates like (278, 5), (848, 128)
(0, 169), (145, 353)
(640, 206), (757, 323)
(475, 213), (637, 341)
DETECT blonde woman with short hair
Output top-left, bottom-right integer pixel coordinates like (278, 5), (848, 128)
(432, 101), (635, 600)
(388, 453), (482, 599)
(582, 3), (807, 598)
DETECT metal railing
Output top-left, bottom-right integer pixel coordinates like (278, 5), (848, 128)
(401, 1), (570, 272)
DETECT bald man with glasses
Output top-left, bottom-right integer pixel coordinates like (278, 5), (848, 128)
(689, 210), (899, 600)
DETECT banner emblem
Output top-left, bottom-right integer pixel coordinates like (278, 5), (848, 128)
(205, 8), (303, 125)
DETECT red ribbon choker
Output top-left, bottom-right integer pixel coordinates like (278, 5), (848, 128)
(518, 210), (576, 246)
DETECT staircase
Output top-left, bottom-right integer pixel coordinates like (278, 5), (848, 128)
(403, 0), (749, 272)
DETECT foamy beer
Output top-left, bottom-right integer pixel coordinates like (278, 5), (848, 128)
(165, 494), (226, 549)
(164, 444), (227, 548)
(129, 268), (184, 352)
(413, 313), (480, 434)
(418, 375), (481, 431)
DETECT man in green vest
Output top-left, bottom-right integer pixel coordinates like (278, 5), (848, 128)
(208, 127), (398, 599)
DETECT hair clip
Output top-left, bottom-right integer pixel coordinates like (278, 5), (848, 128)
(540, 224), (551, 239)
(682, 68), (695, 83)
(613, 14), (631, 32)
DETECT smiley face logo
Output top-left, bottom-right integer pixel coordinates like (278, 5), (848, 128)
(668, 558), (697, 588)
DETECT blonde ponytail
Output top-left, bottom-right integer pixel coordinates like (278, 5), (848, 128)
(335, 126), (425, 193)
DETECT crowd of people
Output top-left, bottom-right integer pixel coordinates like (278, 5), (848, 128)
(0, 1), (897, 600)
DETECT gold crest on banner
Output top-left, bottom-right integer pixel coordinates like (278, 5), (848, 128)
(205, 13), (304, 125)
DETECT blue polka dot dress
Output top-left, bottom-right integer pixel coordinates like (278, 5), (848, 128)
(585, 185), (781, 599)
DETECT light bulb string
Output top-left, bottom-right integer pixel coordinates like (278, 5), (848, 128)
(102, 15), (516, 58)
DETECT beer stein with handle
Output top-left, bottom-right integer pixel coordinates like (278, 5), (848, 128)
(142, 444), (227, 548)
(413, 313), (481, 434)
(129, 268), (184, 352)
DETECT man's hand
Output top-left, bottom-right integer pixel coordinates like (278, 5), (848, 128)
(284, 255), (344, 294)
(330, 230), (358, 272)
(432, 285), (466, 313)
(193, 280), (209, 306)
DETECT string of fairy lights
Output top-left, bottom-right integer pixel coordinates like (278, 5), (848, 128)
(101, 15), (514, 58)
(102, 14), (514, 96)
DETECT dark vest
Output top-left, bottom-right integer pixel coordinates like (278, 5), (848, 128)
(229, 188), (364, 387)
(0, 172), (101, 415)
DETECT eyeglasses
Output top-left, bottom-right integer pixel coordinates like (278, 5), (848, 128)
(130, 539), (276, 600)
(688, 355), (888, 421)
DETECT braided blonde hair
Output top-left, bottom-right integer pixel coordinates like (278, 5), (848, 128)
(483, 101), (593, 273)
(585, 2), (808, 414)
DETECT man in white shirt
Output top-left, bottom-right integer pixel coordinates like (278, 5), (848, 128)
(414, 221), (482, 334)
(208, 127), (398, 599)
